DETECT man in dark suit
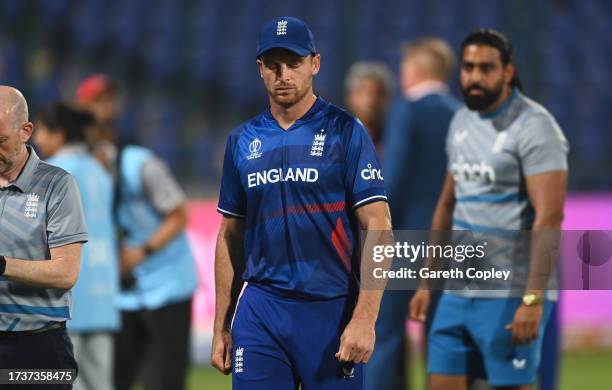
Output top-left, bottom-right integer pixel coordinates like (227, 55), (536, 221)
(366, 38), (460, 390)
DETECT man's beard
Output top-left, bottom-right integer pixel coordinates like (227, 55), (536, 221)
(271, 84), (309, 108)
(462, 81), (503, 111)
(0, 153), (14, 175)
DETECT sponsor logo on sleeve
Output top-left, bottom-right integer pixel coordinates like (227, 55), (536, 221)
(361, 163), (384, 181)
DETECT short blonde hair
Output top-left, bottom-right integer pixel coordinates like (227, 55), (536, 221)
(402, 38), (456, 82)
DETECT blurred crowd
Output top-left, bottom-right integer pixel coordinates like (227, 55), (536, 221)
(0, 0), (610, 193)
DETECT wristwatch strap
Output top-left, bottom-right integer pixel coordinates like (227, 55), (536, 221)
(0, 255), (6, 276)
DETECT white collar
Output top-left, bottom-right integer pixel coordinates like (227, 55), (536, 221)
(404, 80), (448, 101)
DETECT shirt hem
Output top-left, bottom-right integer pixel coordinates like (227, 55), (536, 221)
(217, 207), (246, 218)
(353, 195), (388, 209)
(48, 233), (89, 248)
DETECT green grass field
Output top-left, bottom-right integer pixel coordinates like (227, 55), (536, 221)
(183, 349), (612, 389)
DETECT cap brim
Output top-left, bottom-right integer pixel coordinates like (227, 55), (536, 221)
(256, 43), (311, 58)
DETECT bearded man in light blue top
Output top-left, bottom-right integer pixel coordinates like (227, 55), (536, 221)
(410, 30), (568, 390)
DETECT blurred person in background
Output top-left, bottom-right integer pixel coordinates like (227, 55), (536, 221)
(34, 102), (120, 390)
(409, 29), (568, 390)
(74, 75), (198, 390)
(345, 62), (394, 152)
(366, 37), (460, 390)
(75, 74), (120, 169)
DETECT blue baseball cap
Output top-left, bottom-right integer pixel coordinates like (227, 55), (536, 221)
(256, 16), (317, 58)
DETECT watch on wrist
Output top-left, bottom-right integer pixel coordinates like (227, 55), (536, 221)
(522, 293), (542, 306)
(143, 243), (156, 256)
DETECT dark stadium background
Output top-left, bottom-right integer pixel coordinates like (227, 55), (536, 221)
(1, 0), (610, 389)
(1, 0), (610, 195)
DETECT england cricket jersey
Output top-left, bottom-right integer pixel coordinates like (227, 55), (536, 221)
(218, 97), (387, 299)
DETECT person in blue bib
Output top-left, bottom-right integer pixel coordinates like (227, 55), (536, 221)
(34, 102), (119, 390)
(74, 76), (198, 390)
(211, 16), (393, 389)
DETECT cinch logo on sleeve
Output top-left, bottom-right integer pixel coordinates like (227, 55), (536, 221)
(361, 163), (383, 181)
(247, 168), (319, 188)
(450, 157), (496, 183)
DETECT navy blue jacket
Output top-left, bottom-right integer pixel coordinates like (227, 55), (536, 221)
(383, 92), (460, 229)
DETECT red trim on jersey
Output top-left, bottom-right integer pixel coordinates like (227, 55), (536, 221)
(266, 201), (346, 219)
(331, 217), (352, 272)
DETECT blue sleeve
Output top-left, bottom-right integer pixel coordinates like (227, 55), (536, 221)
(344, 119), (388, 208)
(382, 99), (413, 207)
(217, 133), (246, 218)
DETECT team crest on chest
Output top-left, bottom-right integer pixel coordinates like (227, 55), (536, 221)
(310, 129), (326, 157)
(24, 193), (39, 219)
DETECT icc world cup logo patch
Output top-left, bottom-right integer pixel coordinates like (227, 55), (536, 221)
(247, 138), (263, 160)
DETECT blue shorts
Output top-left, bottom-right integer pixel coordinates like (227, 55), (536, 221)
(231, 284), (363, 389)
(428, 293), (554, 386)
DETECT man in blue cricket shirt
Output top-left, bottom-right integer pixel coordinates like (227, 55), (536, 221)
(210, 17), (393, 389)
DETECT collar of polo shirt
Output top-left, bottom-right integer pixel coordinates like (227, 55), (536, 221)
(6, 145), (41, 193)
